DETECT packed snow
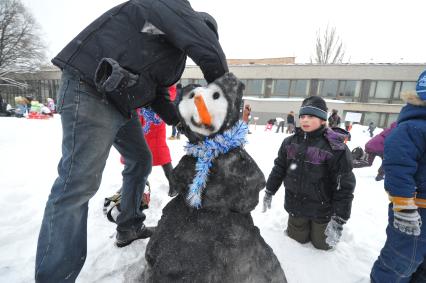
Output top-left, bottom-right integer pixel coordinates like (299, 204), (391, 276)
(0, 116), (389, 283)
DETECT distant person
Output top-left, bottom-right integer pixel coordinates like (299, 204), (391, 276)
(352, 122), (397, 181)
(242, 104), (251, 124)
(344, 121), (352, 132)
(14, 96), (28, 117)
(286, 111), (295, 134)
(368, 121), (376, 137)
(263, 96), (355, 250)
(328, 109), (341, 127)
(242, 104), (252, 134)
(370, 70), (426, 283)
(46, 98), (56, 113)
(265, 118), (276, 131)
(169, 83), (183, 140)
(0, 94), (9, 116)
(275, 117), (285, 133)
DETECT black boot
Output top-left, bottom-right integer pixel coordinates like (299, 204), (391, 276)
(375, 174), (384, 181)
(162, 162), (173, 182)
(162, 163), (178, 197)
(116, 225), (155, 248)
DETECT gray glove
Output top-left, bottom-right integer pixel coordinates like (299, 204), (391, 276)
(262, 190), (273, 212)
(325, 216), (346, 248)
(393, 209), (422, 236)
(94, 58), (138, 93)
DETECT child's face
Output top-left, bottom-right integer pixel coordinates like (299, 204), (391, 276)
(299, 115), (326, 132)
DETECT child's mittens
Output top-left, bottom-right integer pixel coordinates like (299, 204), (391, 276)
(393, 209), (422, 236)
(325, 216), (346, 248)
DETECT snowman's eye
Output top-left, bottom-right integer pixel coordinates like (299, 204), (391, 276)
(213, 92), (220, 100)
(189, 92), (195, 99)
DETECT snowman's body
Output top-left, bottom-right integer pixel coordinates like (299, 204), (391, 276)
(143, 73), (286, 282)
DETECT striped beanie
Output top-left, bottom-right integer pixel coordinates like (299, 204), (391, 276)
(416, 70), (426, 101)
(299, 96), (328, 121)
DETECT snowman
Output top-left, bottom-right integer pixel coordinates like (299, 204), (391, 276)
(143, 73), (286, 283)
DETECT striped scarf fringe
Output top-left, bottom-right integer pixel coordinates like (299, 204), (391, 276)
(140, 108), (162, 134)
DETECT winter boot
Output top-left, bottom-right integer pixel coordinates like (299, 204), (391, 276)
(375, 174), (384, 181)
(116, 225), (155, 248)
(162, 163), (178, 197)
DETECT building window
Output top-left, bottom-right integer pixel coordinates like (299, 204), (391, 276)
(272, 79), (290, 96)
(401, 81), (416, 92)
(179, 79), (192, 86)
(319, 79), (338, 97)
(363, 111), (381, 127)
(370, 80), (393, 99)
(289, 80), (308, 97)
(243, 79), (264, 96)
(386, 113), (398, 126)
(392, 81), (416, 102)
(193, 79), (207, 86)
(337, 80), (360, 102)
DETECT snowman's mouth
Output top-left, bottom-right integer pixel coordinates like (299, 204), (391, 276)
(191, 116), (215, 131)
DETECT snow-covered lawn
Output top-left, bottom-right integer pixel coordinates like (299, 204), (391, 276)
(0, 116), (388, 282)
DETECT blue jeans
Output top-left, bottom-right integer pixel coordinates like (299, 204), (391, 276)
(171, 125), (180, 137)
(371, 205), (426, 283)
(35, 70), (152, 282)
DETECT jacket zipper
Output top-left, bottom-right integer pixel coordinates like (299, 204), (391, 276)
(297, 132), (308, 202)
(336, 174), (341, 191)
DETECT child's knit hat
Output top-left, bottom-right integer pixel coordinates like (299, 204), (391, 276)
(401, 69), (426, 106)
(299, 96), (328, 120)
(416, 70), (426, 101)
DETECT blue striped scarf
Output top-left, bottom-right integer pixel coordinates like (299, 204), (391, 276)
(184, 121), (248, 208)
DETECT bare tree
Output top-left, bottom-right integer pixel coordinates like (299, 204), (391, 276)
(311, 26), (346, 64)
(0, 0), (46, 88)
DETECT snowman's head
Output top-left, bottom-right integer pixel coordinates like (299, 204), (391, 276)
(178, 73), (244, 143)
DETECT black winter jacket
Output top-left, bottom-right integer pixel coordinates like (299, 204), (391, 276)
(52, 0), (228, 122)
(266, 126), (355, 222)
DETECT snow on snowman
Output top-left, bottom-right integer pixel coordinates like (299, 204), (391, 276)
(143, 73), (287, 282)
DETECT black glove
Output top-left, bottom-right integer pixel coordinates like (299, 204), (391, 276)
(262, 190), (273, 212)
(393, 209), (422, 236)
(94, 58), (138, 93)
(325, 216), (346, 247)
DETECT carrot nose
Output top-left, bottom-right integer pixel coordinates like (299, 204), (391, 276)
(194, 94), (212, 126)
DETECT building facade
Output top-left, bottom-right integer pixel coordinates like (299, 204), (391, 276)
(180, 63), (426, 127)
(1, 63), (424, 127)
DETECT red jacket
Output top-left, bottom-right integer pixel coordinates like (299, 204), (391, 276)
(138, 112), (172, 166)
(121, 86), (175, 166)
(169, 84), (177, 102)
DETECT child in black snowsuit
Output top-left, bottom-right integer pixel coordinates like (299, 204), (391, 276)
(263, 96), (356, 250)
(368, 122), (376, 137)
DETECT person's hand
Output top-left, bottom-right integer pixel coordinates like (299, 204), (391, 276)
(262, 190), (273, 212)
(325, 216), (346, 248)
(393, 209), (422, 236)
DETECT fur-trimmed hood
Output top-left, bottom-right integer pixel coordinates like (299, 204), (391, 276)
(401, 90), (426, 107)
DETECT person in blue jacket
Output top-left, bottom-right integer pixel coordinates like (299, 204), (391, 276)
(371, 70), (426, 283)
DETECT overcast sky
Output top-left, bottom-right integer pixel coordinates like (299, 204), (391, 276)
(21, 0), (426, 64)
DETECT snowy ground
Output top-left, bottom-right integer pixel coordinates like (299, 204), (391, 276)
(0, 116), (389, 283)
